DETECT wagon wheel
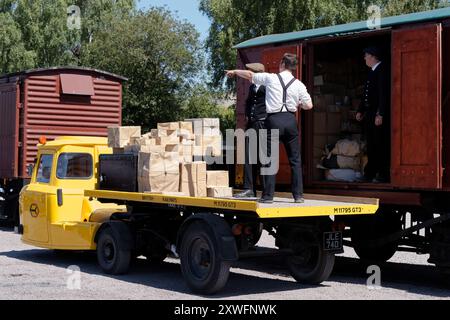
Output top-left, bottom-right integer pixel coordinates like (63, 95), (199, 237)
(286, 231), (335, 284)
(351, 207), (402, 263)
(180, 221), (231, 294)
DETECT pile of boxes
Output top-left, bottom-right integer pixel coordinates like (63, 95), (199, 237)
(311, 58), (367, 182)
(107, 118), (231, 197)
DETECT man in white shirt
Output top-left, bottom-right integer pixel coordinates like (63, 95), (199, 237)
(226, 53), (313, 203)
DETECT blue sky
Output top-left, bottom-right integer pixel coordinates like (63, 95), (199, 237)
(137, 0), (211, 40)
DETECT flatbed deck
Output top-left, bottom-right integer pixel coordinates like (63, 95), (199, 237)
(85, 190), (379, 218)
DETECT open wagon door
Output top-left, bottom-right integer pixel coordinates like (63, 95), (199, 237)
(261, 45), (302, 184)
(391, 24), (442, 189)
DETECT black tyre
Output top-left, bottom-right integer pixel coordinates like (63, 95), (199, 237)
(180, 222), (231, 294)
(353, 241), (397, 263)
(97, 227), (131, 275)
(351, 207), (401, 263)
(286, 234), (335, 284)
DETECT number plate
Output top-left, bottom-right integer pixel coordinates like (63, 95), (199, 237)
(323, 231), (343, 251)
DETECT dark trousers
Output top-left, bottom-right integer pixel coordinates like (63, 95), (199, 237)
(243, 120), (266, 193)
(263, 112), (303, 199)
(364, 117), (390, 180)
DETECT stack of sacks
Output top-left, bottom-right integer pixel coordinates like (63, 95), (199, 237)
(206, 170), (232, 198)
(319, 139), (364, 182)
(138, 151), (179, 193)
(180, 162), (207, 197)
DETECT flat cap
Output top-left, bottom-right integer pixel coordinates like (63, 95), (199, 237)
(363, 46), (382, 59)
(245, 63), (265, 73)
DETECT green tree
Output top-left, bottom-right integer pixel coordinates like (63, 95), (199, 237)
(0, 12), (35, 73)
(181, 86), (235, 133)
(200, 0), (449, 90)
(81, 8), (204, 132)
(13, 0), (78, 67)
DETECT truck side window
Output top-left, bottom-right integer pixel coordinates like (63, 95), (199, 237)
(57, 153), (93, 179)
(36, 154), (54, 183)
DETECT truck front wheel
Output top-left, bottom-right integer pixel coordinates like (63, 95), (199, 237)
(97, 227), (131, 275)
(180, 221), (231, 294)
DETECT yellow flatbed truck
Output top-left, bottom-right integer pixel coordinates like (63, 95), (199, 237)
(19, 136), (379, 294)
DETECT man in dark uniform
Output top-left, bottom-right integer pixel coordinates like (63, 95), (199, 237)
(235, 63), (267, 198)
(356, 46), (390, 183)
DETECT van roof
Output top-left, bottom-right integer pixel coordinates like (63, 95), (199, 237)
(234, 7), (450, 49)
(40, 136), (108, 148)
(0, 66), (127, 81)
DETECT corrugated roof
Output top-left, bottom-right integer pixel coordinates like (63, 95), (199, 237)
(234, 7), (450, 49)
(0, 66), (128, 81)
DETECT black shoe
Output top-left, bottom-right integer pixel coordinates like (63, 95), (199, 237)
(258, 197), (273, 204)
(234, 190), (255, 198)
(294, 197), (305, 203)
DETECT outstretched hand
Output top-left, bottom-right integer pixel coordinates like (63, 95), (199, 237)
(225, 70), (235, 78)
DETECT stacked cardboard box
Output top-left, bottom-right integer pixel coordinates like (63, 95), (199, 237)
(180, 162), (207, 197)
(206, 170), (232, 198)
(185, 118), (222, 157)
(138, 152), (179, 193)
(108, 126), (141, 148)
(108, 118), (229, 196)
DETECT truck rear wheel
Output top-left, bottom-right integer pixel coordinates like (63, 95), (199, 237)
(180, 221), (231, 294)
(97, 227), (131, 275)
(286, 233), (335, 284)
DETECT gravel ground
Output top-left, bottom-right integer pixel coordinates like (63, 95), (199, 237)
(0, 227), (449, 300)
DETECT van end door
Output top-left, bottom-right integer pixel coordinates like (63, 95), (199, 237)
(391, 23), (443, 189)
(22, 153), (54, 243)
(261, 45), (303, 185)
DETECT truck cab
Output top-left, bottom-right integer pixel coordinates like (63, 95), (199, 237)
(19, 136), (125, 249)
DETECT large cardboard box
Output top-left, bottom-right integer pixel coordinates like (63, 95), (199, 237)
(327, 112), (342, 134)
(207, 186), (233, 198)
(206, 170), (229, 187)
(313, 112), (327, 135)
(138, 152), (179, 193)
(203, 135), (222, 156)
(108, 126), (141, 148)
(313, 134), (327, 158)
(179, 140), (193, 164)
(202, 118), (220, 127)
(202, 118), (220, 136)
(140, 145), (164, 153)
(203, 127), (221, 136)
(177, 129), (194, 140)
(157, 122), (179, 131)
(185, 118), (203, 135)
(179, 121), (193, 134)
(180, 161), (207, 197)
(156, 135), (179, 147)
(151, 129), (177, 138)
